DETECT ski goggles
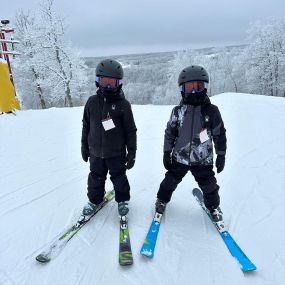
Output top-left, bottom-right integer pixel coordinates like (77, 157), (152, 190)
(96, 76), (123, 88)
(179, 81), (208, 93)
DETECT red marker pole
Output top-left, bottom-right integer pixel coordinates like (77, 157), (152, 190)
(0, 28), (14, 84)
(0, 30), (4, 59)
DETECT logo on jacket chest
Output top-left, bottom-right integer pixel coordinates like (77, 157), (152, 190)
(112, 104), (116, 110)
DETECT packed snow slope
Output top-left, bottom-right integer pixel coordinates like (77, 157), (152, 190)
(0, 93), (285, 285)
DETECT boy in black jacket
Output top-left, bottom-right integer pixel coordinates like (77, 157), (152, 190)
(156, 65), (227, 223)
(81, 59), (137, 217)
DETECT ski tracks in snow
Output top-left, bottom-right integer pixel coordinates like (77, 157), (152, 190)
(1, 95), (285, 284)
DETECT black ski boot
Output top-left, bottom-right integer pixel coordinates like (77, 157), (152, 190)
(118, 201), (129, 216)
(82, 201), (103, 216)
(155, 198), (167, 214)
(208, 207), (223, 223)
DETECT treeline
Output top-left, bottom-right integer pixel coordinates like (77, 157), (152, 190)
(13, 12), (285, 109)
(123, 18), (285, 105)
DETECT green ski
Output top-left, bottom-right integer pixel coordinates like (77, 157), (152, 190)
(119, 215), (133, 266)
(36, 190), (115, 263)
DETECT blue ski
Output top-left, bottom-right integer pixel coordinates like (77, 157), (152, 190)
(140, 212), (162, 258)
(192, 188), (256, 272)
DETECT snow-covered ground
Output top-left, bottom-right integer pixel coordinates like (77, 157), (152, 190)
(0, 93), (285, 285)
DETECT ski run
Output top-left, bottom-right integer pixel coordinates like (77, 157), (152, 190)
(1, 93), (285, 284)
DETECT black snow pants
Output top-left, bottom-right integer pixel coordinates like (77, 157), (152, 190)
(157, 161), (220, 209)
(87, 156), (130, 204)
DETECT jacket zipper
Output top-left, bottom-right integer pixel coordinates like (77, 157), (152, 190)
(101, 97), (106, 159)
(189, 106), (196, 165)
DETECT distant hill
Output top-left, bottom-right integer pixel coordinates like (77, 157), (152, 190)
(83, 44), (247, 68)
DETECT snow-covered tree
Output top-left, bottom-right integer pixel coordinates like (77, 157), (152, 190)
(40, 0), (87, 107)
(13, 0), (88, 109)
(14, 10), (47, 109)
(243, 18), (285, 97)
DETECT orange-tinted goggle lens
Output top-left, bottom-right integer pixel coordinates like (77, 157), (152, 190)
(184, 81), (206, 93)
(99, 76), (118, 88)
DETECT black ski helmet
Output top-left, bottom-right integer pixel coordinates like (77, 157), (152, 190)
(178, 65), (209, 86)
(96, 59), (124, 80)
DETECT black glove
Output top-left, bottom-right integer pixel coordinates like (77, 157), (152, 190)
(163, 151), (172, 170)
(81, 145), (90, 162)
(125, 154), (135, 170)
(215, 155), (225, 173)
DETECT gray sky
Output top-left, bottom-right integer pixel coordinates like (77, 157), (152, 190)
(2, 0), (285, 56)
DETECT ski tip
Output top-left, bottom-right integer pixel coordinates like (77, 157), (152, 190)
(35, 254), (51, 263)
(192, 188), (204, 201)
(105, 189), (115, 200)
(192, 188), (201, 195)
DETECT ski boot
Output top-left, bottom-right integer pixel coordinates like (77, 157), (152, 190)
(155, 198), (167, 214)
(82, 201), (102, 216)
(118, 201), (129, 216)
(208, 206), (226, 232)
(209, 207), (223, 223)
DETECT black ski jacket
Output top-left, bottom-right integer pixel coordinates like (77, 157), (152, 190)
(81, 90), (137, 159)
(164, 96), (227, 166)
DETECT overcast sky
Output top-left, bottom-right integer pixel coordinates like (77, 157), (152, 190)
(2, 0), (285, 56)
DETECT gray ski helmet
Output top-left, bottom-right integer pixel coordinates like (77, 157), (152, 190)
(178, 65), (209, 86)
(96, 59), (124, 80)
